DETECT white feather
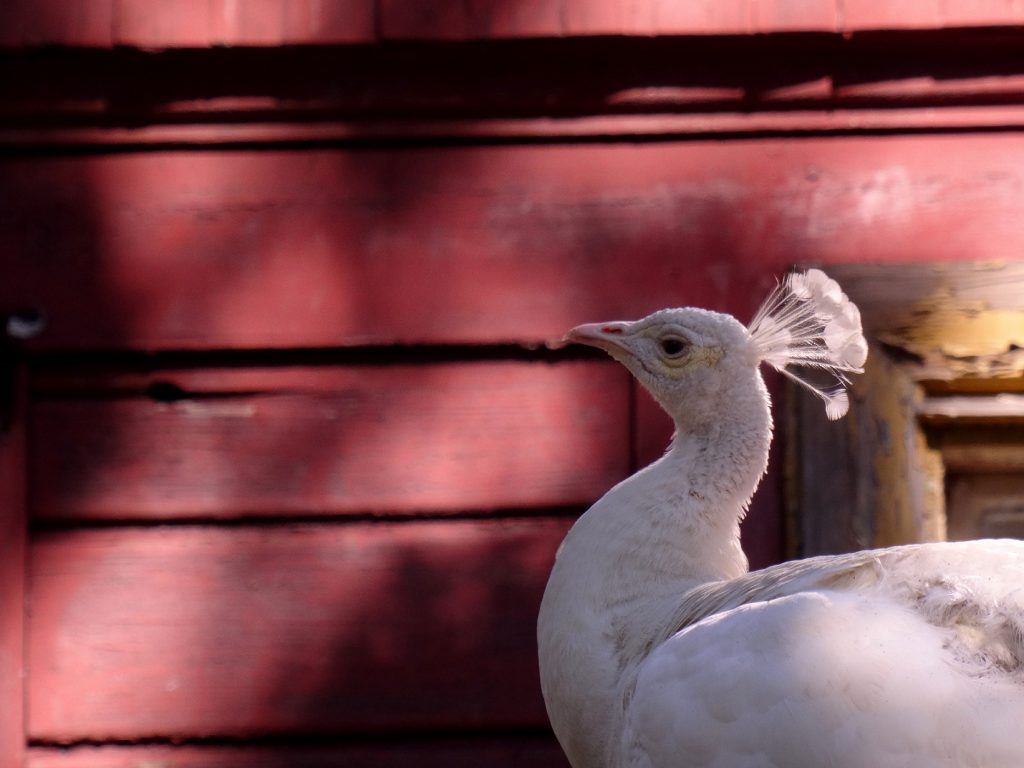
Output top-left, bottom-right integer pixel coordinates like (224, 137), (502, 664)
(622, 543), (1024, 768)
(539, 276), (1024, 768)
(747, 268), (867, 420)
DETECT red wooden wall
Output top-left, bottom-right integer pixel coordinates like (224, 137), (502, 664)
(4, 1), (1024, 766)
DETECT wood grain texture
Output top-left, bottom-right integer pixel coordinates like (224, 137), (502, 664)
(281, 0), (377, 43)
(792, 339), (946, 557)
(27, 741), (569, 768)
(839, 0), (1024, 30)
(919, 394), (1024, 424)
(28, 517), (573, 741)
(7, 138), (1024, 350)
(946, 473), (1024, 541)
(8, 35), (1024, 144)
(932, 426), (1024, 473)
(5, 0), (1024, 47)
(17, 108), (1024, 148)
(111, 0), (377, 47)
(0, 0), (114, 48)
(0, 365), (25, 768)
(30, 361), (628, 521)
(827, 262), (1024, 381)
(379, 0), (564, 40)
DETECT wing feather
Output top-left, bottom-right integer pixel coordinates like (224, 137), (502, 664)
(622, 540), (1024, 767)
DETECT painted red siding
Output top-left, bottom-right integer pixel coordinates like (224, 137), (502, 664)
(7, 136), (1024, 352)
(5, 0), (1024, 47)
(29, 519), (570, 739)
(0, 369), (26, 768)
(2, 2), (1024, 767)
(30, 363), (630, 521)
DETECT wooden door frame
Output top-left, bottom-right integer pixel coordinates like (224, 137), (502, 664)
(789, 262), (1024, 557)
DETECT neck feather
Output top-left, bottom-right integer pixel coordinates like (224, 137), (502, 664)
(538, 368), (772, 768)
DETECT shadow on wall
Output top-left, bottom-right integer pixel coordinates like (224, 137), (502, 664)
(9, 138), (799, 760)
(10, 144), (600, 763)
(0, 5), (888, 760)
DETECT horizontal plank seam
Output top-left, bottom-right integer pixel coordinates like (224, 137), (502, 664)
(27, 344), (598, 374)
(9, 24), (1024, 49)
(9, 119), (1024, 155)
(17, 93), (1024, 125)
(27, 725), (560, 750)
(28, 507), (587, 534)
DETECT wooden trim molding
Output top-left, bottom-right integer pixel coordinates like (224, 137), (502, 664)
(789, 262), (1024, 556)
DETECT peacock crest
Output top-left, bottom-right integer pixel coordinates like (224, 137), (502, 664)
(747, 268), (868, 420)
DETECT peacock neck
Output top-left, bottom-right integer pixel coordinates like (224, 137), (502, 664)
(537, 369), (773, 768)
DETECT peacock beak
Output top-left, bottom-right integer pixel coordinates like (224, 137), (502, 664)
(560, 321), (633, 356)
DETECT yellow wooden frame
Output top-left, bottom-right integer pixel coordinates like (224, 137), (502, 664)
(788, 262), (1024, 557)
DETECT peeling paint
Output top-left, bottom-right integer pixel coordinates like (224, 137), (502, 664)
(887, 299), (1024, 359)
(830, 262), (1024, 381)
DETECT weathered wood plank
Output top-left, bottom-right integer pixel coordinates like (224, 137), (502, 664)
(791, 338), (946, 557)
(919, 394), (1024, 424)
(27, 741), (569, 768)
(112, 0), (378, 48)
(0, 0), (115, 48)
(379, 0), (565, 40)
(8, 35), (1024, 143)
(7, 138), (1024, 350)
(946, 473), (1024, 541)
(0, 364), (26, 768)
(792, 261), (1024, 555)
(6, 0), (1024, 48)
(15, 107), (1024, 148)
(27, 517), (572, 741)
(840, 0), (1024, 30)
(824, 262), (1024, 381)
(931, 426), (1024, 473)
(30, 362), (628, 521)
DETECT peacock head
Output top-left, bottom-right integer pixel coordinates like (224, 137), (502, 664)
(564, 307), (753, 427)
(562, 269), (867, 426)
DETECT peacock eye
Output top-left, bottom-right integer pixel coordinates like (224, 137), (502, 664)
(659, 337), (690, 357)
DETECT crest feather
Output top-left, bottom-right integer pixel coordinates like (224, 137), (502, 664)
(747, 269), (866, 420)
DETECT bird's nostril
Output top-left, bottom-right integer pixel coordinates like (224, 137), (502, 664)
(602, 326), (623, 335)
